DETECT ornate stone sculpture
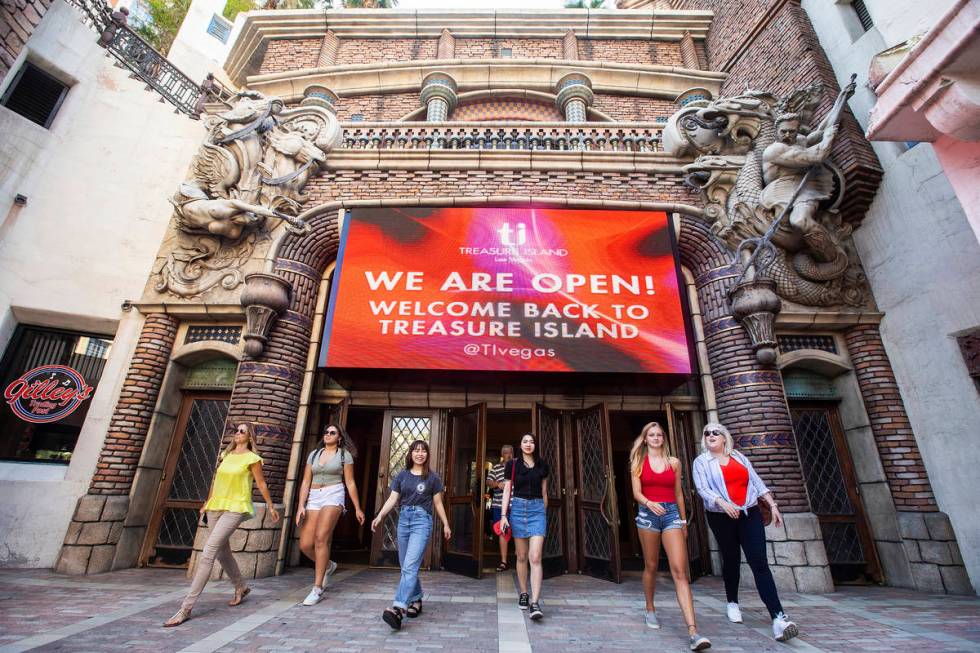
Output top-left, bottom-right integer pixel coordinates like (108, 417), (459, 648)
(155, 91), (341, 298)
(663, 78), (869, 309)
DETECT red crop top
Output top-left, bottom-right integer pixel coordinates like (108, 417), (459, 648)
(640, 457), (676, 503)
(720, 457), (749, 506)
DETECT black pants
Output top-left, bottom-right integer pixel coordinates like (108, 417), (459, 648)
(705, 506), (784, 619)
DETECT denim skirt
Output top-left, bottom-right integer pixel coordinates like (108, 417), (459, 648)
(510, 497), (546, 538)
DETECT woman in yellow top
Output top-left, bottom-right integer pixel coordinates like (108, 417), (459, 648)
(164, 423), (280, 627)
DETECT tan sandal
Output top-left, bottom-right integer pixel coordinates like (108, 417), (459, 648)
(228, 585), (250, 606)
(163, 608), (191, 627)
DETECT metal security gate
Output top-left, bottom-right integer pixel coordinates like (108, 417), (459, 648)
(141, 393), (229, 567)
(791, 403), (881, 584)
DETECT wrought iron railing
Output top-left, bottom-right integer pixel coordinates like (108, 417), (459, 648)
(340, 122), (664, 152)
(63, 0), (229, 118)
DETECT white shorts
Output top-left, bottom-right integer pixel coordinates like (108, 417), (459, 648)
(306, 484), (346, 511)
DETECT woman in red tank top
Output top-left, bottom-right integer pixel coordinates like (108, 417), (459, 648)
(629, 422), (710, 650)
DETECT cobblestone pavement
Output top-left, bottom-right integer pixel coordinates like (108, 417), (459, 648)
(0, 566), (977, 653)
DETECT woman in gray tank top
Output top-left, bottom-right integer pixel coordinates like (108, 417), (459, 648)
(296, 423), (365, 606)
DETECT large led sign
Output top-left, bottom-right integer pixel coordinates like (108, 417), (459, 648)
(320, 207), (691, 374)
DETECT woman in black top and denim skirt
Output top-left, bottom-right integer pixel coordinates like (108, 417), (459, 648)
(499, 433), (549, 620)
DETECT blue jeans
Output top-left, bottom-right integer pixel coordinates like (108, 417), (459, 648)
(635, 502), (684, 533)
(394, 505), (432, 609)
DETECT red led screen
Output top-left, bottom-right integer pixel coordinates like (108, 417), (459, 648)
(320, 207), (691, 374)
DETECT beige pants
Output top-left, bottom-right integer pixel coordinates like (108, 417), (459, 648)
(181, 510), (247, 611)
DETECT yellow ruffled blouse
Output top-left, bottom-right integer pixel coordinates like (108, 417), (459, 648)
(204, 450), (263, 515)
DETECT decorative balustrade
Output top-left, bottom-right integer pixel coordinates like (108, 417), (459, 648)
(63, 0), (230, 117)
(340, 122), (664, 152)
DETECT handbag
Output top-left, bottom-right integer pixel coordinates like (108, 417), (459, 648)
(492, 460), (517, 541)
(758, 500), (773, 527)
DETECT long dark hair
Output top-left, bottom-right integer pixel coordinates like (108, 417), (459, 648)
(322, 422), (357, 459)
(405, 439), (430, 479)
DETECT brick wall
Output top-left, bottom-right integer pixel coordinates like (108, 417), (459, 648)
(258, 38), (322, 75)
(453, 38), (563, 59)
(1, 0), (51, 82)
(580, 39), (683, 66)
(844, 325), (938, 511)
(334, 92), (419, 121)
(335, 38), (438, 66)
(89, 313), (178, 495)
(592, 94), (675, 122)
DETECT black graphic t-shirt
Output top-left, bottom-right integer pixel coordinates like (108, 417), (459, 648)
(504, 458), (550, 500)
(390, 469), (445, 514)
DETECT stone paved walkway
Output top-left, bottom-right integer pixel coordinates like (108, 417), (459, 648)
(0, 566), (977, 653)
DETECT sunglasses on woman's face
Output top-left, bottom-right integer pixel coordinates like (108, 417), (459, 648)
(705, 430), (723, 437)
(325, 430), (339, 435)
(237, 427), (247, 433)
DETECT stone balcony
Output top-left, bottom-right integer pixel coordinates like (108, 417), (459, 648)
(339, 121), (664, 152)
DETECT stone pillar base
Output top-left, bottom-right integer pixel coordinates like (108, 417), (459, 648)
(898, 511), (973, 595)
(709, 511), (834, 594)
(56, 494), (129, 575)
(187, 503), (283, 580)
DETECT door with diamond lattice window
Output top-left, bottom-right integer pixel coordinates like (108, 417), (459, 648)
(572, 403), (622, 583)
(370, 410), (438, 568)
(791, 402), (882, 584)
(141, 392), (230, 567)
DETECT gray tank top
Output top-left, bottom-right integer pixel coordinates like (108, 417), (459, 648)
(308, 448), (353, 485)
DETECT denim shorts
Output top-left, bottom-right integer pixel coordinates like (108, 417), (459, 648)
(635, 502), (684, 533)
(510, 497), (546, 538)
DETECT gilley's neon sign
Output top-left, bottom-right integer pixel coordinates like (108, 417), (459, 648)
(4, 365), (94, 423)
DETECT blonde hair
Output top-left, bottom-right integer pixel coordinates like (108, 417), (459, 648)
(701, 422), (734, 455)
(629, 422), (670, 477)
(223, 422), (259, 458)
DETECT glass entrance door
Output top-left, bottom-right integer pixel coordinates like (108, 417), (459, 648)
(370, 410), (437, 568)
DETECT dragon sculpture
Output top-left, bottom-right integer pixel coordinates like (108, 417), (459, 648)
(662, 80), (870, 308)
(155, 91), (341, 298)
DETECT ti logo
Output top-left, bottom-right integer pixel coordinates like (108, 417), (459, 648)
(497, 222), (527, 246)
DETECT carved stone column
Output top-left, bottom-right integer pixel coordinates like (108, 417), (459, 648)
(420, 72), (458, 122)
(694, 257), (833, 593)
(555, 72), (593, 123)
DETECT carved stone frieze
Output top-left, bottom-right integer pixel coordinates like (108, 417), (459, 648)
(664, 81), (873, 311)
(154, 91), (341, 299)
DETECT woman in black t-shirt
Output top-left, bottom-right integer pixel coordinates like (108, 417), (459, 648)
(499, 433), (549, 620)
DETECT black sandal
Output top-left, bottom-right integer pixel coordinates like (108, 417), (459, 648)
(383, 606), (403, 630)
(496, 561), (508, 572)
(406, 600), (423, 618)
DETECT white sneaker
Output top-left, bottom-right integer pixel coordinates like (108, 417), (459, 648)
(302, 586), (323, 606)
(644, 611), (660, 629)
(726, 602), (743, 623)
(327, 560), (338, 576)
(772, 612), (798, 642)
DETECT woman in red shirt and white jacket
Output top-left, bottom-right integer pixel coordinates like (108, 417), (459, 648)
(691, 422), (799, 643)
(630, 421), (711, 651)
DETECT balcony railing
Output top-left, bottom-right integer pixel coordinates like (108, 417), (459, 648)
(63, 0), (229, 117)
(340, 122), (665, 152)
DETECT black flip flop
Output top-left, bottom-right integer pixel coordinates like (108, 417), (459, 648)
(496, 561), (508, 572)
(406, 600), (423, 618)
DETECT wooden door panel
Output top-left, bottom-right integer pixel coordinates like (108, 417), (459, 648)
(443, 404), (487, 578)
(533, 404), (567, 578)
